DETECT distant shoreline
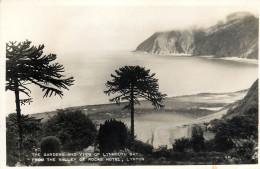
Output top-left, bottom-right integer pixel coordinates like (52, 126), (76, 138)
(133, 51), (258, 65)
(219, 57), (258, 64)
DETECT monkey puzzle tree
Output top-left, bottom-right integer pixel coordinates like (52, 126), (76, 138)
(104, 66), (166, 150)
(6, 40), (74, 164)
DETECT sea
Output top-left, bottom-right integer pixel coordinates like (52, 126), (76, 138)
(6, 51), (258, 115)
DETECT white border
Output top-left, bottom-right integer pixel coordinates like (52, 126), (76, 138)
(0, 0), (259, 169)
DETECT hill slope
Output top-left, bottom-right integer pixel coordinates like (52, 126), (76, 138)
(223, 79), (258, 119)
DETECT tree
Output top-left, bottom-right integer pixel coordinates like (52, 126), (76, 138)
(6, 40), (74, 164)
(98, 119), (129, 153)
(6, 113), (43, 166)
(190, 126), (205, 152)
(104, 66), (166, 150)
(43, 109), (97, 152)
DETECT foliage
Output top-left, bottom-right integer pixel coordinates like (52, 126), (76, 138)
(152, 146), (171, 159)
(43, 109), (97, 152)
(172, 137), (191, 152)
(232, 138), (258, 163)
(6, 40), (74, 98)
(213, 133), (234, 152)
(98, 119), (129, 153)
(6, 130), (19, 166)
(213, 107), (258, 153)
(191, 126), (205, 152)
(133, 140), (154, 155)
(226, 114), (257, 139)
(104, 65), (166, 149)
(104, 65), (166, 109)
(38, 136), (68, 166)
(40, 136), (61, 156)
(6, 113), (43, 166)
(172, 128), (205, 153)
(204, 139), (214, 152)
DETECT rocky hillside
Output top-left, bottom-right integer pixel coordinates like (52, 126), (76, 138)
(223, 79), (258, 119)
(136, 12), (258, 59)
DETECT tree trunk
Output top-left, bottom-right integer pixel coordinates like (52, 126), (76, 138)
(14, 78), (24, 165)
(130, 85), (135, 151)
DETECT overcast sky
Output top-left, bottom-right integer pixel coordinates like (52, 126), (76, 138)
(1, 4), (258, 54)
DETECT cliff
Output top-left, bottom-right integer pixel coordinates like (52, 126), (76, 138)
(136, 12), (259, 59)
(136, 30), (195, 54)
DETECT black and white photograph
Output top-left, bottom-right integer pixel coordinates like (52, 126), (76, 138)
(1, 0), (259, 167)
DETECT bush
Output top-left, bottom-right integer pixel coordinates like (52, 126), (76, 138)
(233, 139), (257, 163)
(152, 146), (171, 159)
(172, 137), (191, 152)
(133, 140), (153, 155)
(98, 119), (129, 153)
(40, 136), (61, 156)
(43, 109), (97, 152)
(38, 136), (67, 166)
(213, 133), (234, 152)
(204, 139), (214, 152)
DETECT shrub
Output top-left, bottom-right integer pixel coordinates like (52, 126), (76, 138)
(152, 146), (171, 159)
(133, 140), (153, 155)
(98, 119), (129, 153)
(172, 137), (191, 152)
(38, 136), (68, 166)
(43, 109), (97, 152)
(213, 133), (234, 152)
(40, 136), (61, 156)
(204, 139), (214, 152)
(233, 139), (257, 163)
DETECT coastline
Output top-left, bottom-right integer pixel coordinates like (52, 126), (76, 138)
(219, 57), (258, 64)
(200, 55), (258, 65)
(133, 51), (258, 65)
